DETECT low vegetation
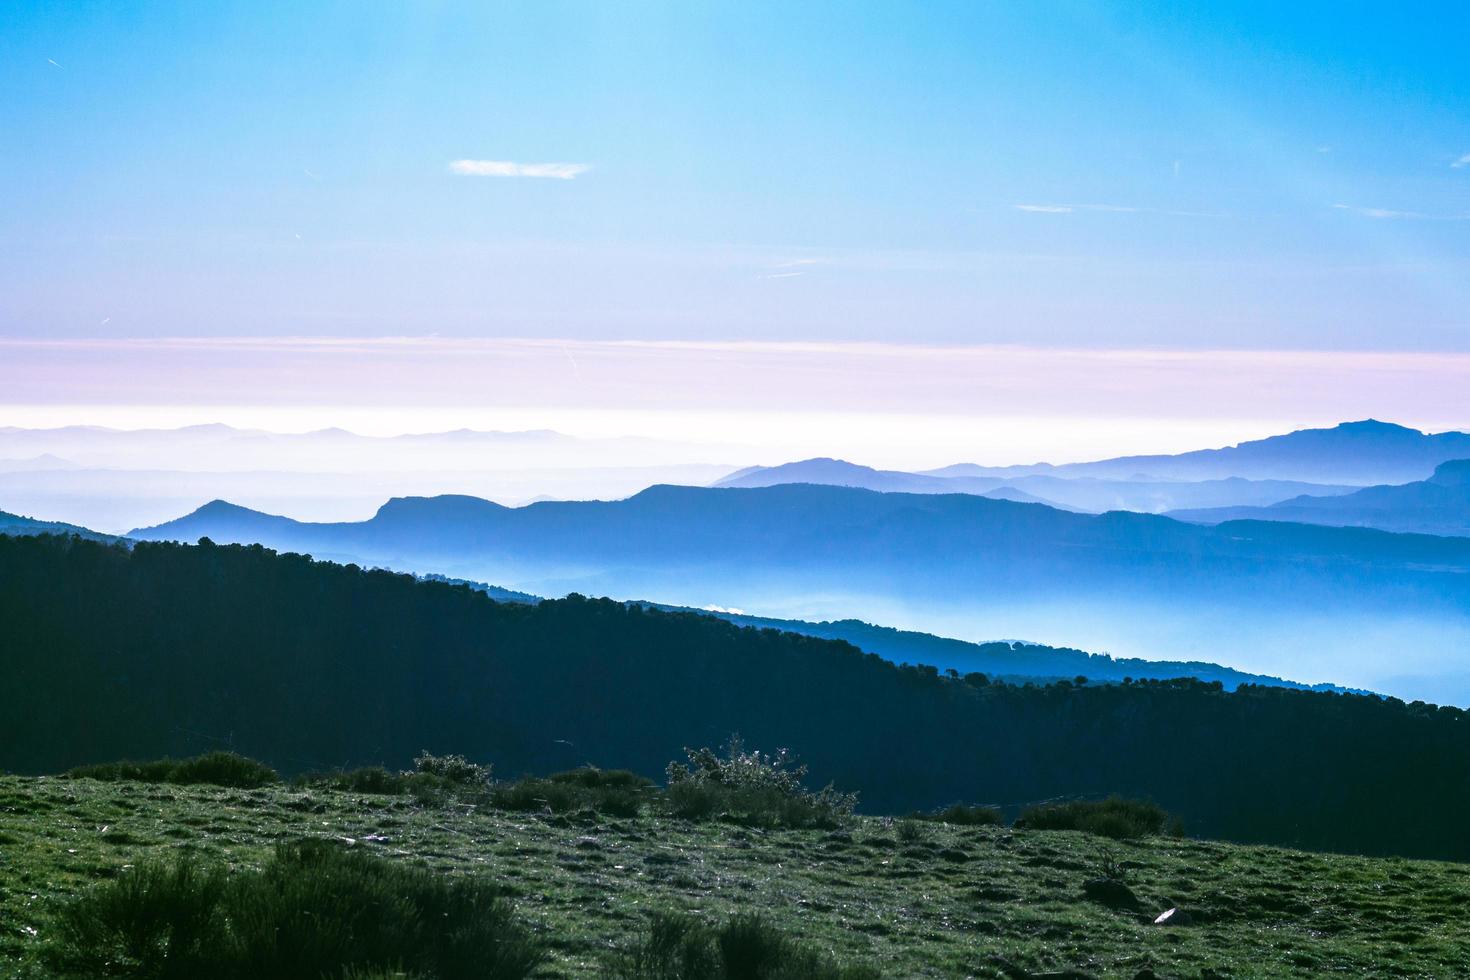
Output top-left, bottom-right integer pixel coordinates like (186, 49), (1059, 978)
(490, 767), (653, 817)
(46, 839), (543, 980)
(4, 771), (1469, 978)
(664, 742), (858, 829)
(1014, 797), (1177, 840)
(610, 911), (879, 980)
(64, 752), (279, 790)
(913, 804), (1005, 827)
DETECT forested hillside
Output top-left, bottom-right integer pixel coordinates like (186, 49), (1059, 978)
(2, 533), (1468, 859)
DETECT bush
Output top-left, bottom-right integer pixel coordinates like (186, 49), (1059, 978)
(66, 751), (278, 789)
(492, 767), (653, 817)
(610, 911), (879, 980)
(412, 751), (492, 786)
(47, 838), (544, 980)
(664, 740), (856, 829)
(491, 777), (582, 814)
(547, 766), (652, 791)
(1014, 797), (1175, 840)
(917, 804), (1004, 827)
(894, 819), (927, 844)
(167, 752), (279, 788)
(305, 766), (410, 795)
(66, 759), (179, 783)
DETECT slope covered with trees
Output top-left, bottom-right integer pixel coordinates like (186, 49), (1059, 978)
(2, 533), (1468, 859)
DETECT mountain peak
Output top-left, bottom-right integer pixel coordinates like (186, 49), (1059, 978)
(1332, 419), (1421, 435)
(192, 499), (257, 516)
(374, 494), (511, 520)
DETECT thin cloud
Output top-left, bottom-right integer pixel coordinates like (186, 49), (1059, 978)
(47, 58), (63, 69)
(1453, 153), (1470, 169)
(1014, 202), (1221, 218)
(1331, 203), (1468, 221)
(449, 159), (590, 180)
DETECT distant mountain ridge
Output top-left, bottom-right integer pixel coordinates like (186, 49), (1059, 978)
(130, 482), (1470, 702)
(0, 509), (116, 542)
(929, 420), (1470, 486)
(717, 457), (1355, 513)
(431, 575), (1354, 693)
(1170, 459), (1470, 536)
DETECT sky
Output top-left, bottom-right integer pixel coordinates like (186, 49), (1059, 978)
(3, 1), (1469, 457)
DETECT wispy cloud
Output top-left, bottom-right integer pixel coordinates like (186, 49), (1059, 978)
(449, 160), (590, 180)
(1013, 202), (1221, 218)
(1453, 153), (1470, 169)
(1331, 203), (1468, 221)
(757, 257), (828, 280)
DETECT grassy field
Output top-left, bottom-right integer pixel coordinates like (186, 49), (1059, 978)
(2, 775), (1468, 978)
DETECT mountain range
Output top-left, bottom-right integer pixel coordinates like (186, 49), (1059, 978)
(716, 457), (1354, 514)
(131, 482), (1470, 702)
(1169, 459), (1470, 537)
(0, 510), (1344, 697)
(721, 421), (1470, 514)
(0, 509), (114, 542)
(437, 576), (1351, 693)
(922, 419), (1470, 485)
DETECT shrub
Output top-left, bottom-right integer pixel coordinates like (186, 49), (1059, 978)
(1014, 797), (1175, 840)
(166, 752), (279, 788)
(305, 766), (410, 795)
(491, 777), (582, 814)
(610, 911), (879, 980)
(918, 804), (1004, 827)
(65, 752), (278, 789)
(493, 767), (653, 817)
(664, 740), (856, 829)
(894, 819), (927, 844)
(411, 751), (492, 786)
(67, 759), (179, 783)
(547, 766), (652, 791)
(47, 838), (543, 980)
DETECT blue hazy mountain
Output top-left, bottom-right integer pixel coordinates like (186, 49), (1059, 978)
(0, 509), (115, 542)
(926, 420), (1470, 486)
(1170, 459), (1470, 536)
(717, 457), (1353, 513)
(131, 484), (1470, 592)
(431, 573), (1352, 693)
(642, 606), (1355, 693)
(3, 497), (1338, 693)
(132, 484), (1470, 702)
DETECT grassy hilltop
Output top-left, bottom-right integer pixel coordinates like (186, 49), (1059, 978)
(2, 772), (1468, 979)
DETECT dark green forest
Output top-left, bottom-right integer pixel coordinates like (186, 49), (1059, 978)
(2, 533), (1467, 859)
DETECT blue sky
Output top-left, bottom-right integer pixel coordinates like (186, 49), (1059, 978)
(3, 1), (1470, 450)
(3, 0), (1467, 350)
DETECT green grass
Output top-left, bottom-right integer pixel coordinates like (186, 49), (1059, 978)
(2, 775), (1469, 978)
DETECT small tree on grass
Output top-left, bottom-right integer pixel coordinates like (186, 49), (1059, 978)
(665, 738), (857, 829)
